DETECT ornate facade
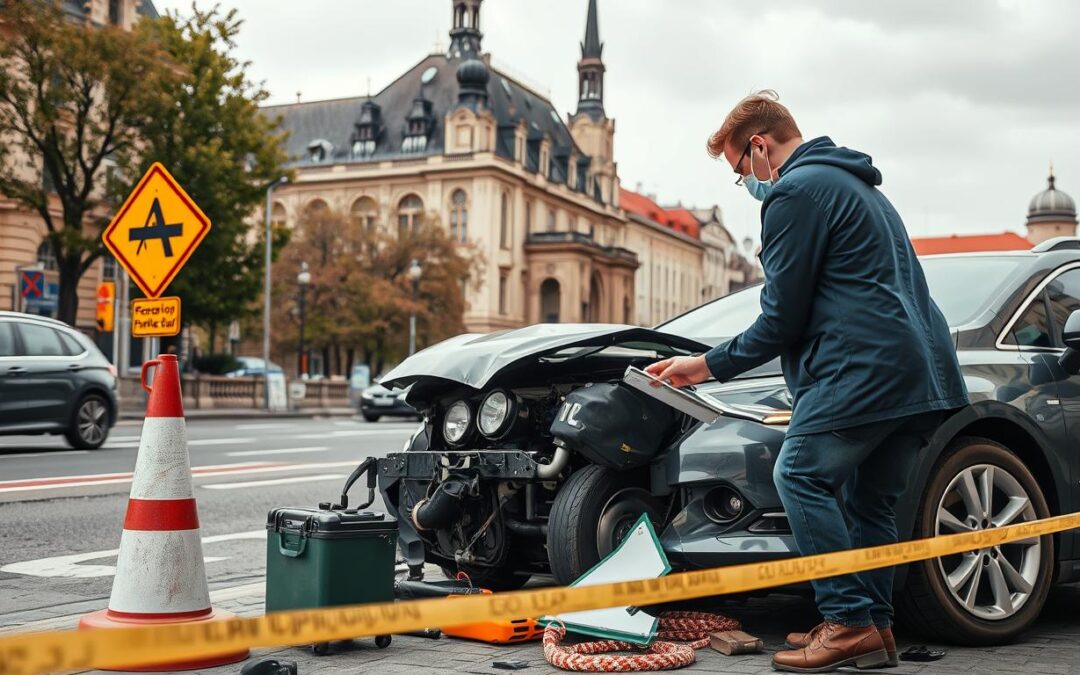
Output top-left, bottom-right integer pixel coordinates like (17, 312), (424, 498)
(265, 0), (752, 333)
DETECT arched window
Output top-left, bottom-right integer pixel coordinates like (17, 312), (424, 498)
(397, 194), (424, 237)
(449, 189), (468, 243)
(36, 241), (57, 271)
(540, 278), (561, 323)
(271, 201), (287, 227)
(350, 197), (379, 234)
(302, 198), (329, 221)
(499, 192), (511, 249)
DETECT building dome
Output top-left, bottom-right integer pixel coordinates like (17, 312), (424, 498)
(456, 58), (490, 88)
(1027, 170), (1077, 225)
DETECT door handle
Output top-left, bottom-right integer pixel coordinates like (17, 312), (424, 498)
(67, 364), (82, 371)
(7, 366), (26, 375)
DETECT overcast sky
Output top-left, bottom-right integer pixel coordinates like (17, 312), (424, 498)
(156, 0), (1080, 247)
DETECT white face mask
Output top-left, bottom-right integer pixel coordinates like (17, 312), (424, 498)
(743, 145), (774, 202)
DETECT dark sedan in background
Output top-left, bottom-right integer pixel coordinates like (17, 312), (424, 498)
(0, 312), (118, 448)
(359, 381), (419, 422)
(378, 236), (1080, 646)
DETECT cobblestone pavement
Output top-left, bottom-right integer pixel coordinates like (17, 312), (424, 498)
(8, 582), (1072, 675)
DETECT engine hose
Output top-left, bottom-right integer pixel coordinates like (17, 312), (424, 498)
(411, 478), (468, 531)
(536, 446), (571, 480)
(544, 611), (740, 672)
(504, 518), (548, 538)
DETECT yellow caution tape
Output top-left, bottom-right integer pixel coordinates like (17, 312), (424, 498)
(1, 511), (1077, 675)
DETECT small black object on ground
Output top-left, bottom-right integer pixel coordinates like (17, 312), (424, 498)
(239, 657), (298, 675)
(492, 660), (530, 670)
(900, 645), (946, 662)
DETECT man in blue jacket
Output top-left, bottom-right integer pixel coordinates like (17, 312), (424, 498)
(646, 90), (968, 672)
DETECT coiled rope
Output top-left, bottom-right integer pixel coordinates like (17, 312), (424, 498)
(543, 611), (740, 672)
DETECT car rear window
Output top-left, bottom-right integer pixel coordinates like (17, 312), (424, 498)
(0, 322), (16, 357)
(59, 331), (86, 355)
(18, 322), (67, 357)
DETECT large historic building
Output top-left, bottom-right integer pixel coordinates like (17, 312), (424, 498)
(0, 0), (157, 338)
(264, 0), (753, 333)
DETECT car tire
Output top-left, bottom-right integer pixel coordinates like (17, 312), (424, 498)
(65, 394), (110, 450)
(363, 413), (381, 423)
(897, 436), (1053, 645)
(547, 465), (662, 586)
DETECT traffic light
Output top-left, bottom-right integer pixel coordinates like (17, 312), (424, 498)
(96, 281), (115, 332)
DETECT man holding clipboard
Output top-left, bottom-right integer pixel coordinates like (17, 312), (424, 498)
(645, 91), (967, 673)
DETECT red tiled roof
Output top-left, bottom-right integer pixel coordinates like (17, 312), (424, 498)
(619, 188), (701, 239)
(911, 232), (1031, 255)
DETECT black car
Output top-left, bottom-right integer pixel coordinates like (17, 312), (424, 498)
(376, 238), (1080, 645)
(359, 381), (419, 422)
(0, 312), (118, 449)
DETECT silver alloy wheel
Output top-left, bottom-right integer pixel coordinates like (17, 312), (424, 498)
(78, 398), (108, 445)
(935, 463), (1041, 620)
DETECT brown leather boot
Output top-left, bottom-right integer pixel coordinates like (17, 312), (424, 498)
(772, 622), (888, 673)
(786, 624), (898, 667)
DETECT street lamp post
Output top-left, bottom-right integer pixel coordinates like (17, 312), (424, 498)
(408, 258), (422, 356)
(297, 262), (311, 377)
(262, 176), (288, 408)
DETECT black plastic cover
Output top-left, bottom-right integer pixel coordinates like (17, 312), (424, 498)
(549, 381), (679, 471)
(266, 507), (398, 539)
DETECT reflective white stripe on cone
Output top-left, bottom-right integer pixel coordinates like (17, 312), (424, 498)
(109, 529), (211, 615)
(129, 417), (192, 500)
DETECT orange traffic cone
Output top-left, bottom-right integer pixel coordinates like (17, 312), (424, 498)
(80, 354), (248, 671)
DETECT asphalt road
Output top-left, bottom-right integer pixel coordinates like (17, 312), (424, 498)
(0, 415), (418, 624)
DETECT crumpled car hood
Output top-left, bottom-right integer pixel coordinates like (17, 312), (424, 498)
(381, 323), (710, 390)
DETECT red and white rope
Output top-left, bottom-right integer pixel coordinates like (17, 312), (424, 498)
(544, 611), (740, 672)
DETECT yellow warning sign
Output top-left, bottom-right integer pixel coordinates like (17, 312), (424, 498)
(131, 296), (181, 337)
(102, 163), (211, 299)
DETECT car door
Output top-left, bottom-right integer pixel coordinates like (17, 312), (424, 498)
(0, 319), (25, 427)
(1003, 265), (1080, 561)
(14, 320), (77, 425)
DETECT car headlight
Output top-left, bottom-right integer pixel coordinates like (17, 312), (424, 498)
(443, 400), (472, 446)
(478, 390), (513, 437)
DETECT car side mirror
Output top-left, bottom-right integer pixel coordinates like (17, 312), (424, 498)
(1058, 310), (1080, 374)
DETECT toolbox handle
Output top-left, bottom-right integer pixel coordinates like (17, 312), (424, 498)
(334, 457), (377, 510)
(277, 531), (307, 558)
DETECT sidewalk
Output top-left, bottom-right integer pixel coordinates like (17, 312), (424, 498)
(8, 581), (1079, 675)
(118, 407), (359, 420)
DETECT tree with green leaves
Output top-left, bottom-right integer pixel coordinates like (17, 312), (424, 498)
(0, 2), (174, 323)
(137, 6), (291, 348)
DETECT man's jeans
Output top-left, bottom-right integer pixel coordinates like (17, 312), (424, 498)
(773, 411), (941, 628)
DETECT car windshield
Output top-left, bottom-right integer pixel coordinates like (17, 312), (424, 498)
(657, 255), (1025, 344)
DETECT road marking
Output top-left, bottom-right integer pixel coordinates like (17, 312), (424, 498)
(234, 423), (295, 431)
(0, 530), (266, 579)
(108, 435), (142, 442)
(201, 474), (346, 490)
(0, 460), (366, 493)
(0, 450), (89, 460)
(296, 428), (415, 439)
(188, 437), (255, 446)
(225, 446), (330, 457)
(101, 442), (140, 449)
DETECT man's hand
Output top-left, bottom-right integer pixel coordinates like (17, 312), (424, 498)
(643, 355), (711, 388)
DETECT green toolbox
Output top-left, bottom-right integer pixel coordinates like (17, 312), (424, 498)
(265, 458), (396, 652)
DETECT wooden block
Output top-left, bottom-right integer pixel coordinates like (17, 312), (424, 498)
(709, 630), (764, 655)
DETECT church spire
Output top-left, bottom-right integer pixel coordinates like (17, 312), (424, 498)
(576, 0), (605, 119)
(449, 0), (483, 59)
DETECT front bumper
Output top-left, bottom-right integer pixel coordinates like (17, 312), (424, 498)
(380, 449), (541, 481)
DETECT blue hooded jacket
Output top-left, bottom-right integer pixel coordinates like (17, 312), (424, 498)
(704, 136), (968, 435)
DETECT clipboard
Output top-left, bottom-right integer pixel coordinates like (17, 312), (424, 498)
(622, 365), (780, 424)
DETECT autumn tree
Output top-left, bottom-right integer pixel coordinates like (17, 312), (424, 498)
(137, 6), (291, 347)
(0, 2), (174, 323)
(271, 207), (483, 377)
